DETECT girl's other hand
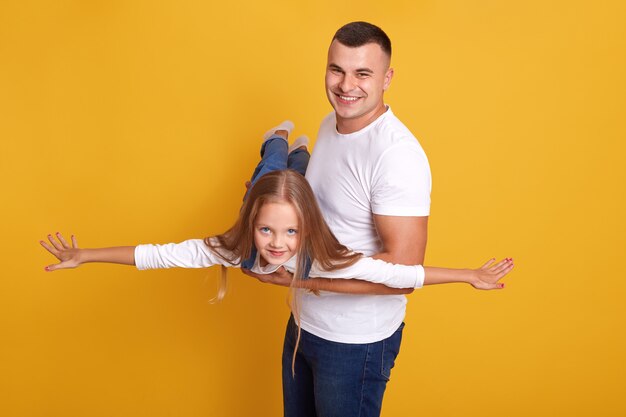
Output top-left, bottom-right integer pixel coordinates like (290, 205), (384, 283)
(471, 258), (514, 290)
(40, 232), (82, 271)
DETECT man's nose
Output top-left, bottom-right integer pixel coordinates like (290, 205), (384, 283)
(339, 74), (356, 92)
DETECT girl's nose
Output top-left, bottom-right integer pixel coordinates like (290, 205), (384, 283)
(270, 235), (283, 248)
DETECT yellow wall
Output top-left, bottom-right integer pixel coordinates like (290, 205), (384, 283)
(1, 1), (625, 416)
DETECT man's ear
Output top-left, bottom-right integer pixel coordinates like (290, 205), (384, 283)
(383, 67), (394, 91)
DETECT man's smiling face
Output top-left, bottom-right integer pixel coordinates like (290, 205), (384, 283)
(325, 40), (393, 134)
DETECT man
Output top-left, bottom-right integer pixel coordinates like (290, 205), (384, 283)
(247, 22), (431, 417)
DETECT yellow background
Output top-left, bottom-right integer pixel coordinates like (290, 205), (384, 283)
(1, 1), (625, 416)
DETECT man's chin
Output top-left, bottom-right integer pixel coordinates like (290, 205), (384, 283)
(335, 108), (364, 122)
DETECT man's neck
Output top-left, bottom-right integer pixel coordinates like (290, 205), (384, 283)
(336, 103), (388, 134)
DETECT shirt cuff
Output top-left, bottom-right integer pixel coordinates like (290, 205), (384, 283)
(371, 204), (430, 216)
(415, 265), (425, 288)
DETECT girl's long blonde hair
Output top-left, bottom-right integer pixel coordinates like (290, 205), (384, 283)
(204, 170), (362, 373)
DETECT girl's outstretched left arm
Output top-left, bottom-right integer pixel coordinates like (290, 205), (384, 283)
(306, 256), (514, 291)
(424, 258), (514, 289)
(242, 267), (416, 295)
(244, 257), (514, 294)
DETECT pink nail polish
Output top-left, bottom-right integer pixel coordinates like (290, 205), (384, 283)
(44, 266), (49, 271)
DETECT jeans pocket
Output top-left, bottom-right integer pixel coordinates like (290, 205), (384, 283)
(381, 322), (405, 380)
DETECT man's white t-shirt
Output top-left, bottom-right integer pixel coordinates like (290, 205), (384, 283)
(302, 107), (432, 344)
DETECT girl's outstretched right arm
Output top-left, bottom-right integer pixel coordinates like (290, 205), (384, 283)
(40, 233), (227, 271)
(40, 233), (135, 271)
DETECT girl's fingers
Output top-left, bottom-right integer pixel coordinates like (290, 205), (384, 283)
(45, 260), (75, 272)
(47, 234), (63, 251)
(56, 232), (70, 249)
(491, 258), (514, 274)
(71, 235), (78, 248)
(40, 240), (58, 256)
(497, 263), (515, 278)
(491, 264), (514, 282)
(478, 281), (505, 290)
(479, 258), (496, 269)
(45, 263), (63, 272)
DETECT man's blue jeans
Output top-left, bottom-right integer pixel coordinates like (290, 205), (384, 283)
(282, 316), (404, 417)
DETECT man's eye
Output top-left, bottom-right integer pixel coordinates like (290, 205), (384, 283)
(357, 73), (369, 78)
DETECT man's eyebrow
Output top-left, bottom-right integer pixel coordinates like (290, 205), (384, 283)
(328, 63), (374, 74)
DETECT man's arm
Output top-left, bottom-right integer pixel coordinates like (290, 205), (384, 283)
(369, 215), (428, 294)
(371, 215), (428, 264)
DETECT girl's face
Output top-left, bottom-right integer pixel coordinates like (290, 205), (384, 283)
(254, 201), (300, 266)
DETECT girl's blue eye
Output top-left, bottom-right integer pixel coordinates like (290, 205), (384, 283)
(260, 227), (270, 233)
(287, 229), (297, 235)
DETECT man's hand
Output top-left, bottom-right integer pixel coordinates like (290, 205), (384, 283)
(241, 266), (293, 287)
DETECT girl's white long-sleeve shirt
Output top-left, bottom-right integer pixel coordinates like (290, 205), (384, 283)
(134, 238), (424, 289)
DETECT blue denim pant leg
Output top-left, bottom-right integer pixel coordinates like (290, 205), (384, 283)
(241, 136), (289, 270)
(282, 316), (404, 417)
(287, 147), (313, 277)
(247, 136), (289, 193)
(287, 147), (310, 176)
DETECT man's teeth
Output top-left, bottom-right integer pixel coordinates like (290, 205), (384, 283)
(340, 95), (359, 101)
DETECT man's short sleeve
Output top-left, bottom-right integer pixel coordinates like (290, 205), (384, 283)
(371, 143), (431, 216)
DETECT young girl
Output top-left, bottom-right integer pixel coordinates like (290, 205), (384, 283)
(40, 168), (512, 289)
(40, 122), (513, 294)
(40, 121), (513, 380)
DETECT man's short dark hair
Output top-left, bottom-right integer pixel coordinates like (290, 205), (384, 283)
(332, 21), (392, 57)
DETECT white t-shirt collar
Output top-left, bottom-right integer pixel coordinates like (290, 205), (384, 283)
(334, 105), (392, 137)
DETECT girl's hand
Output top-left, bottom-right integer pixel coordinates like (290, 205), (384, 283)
(470, 258), (514, 290)
(40, 232), (82, 271)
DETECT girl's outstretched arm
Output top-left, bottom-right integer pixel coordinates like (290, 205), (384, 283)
(307, 257), (514, 292)
(242, 267), (415, 295)
(423, 258), (514, 290)
(40, 233), (135, 271)
(244, 257), (514, 294)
